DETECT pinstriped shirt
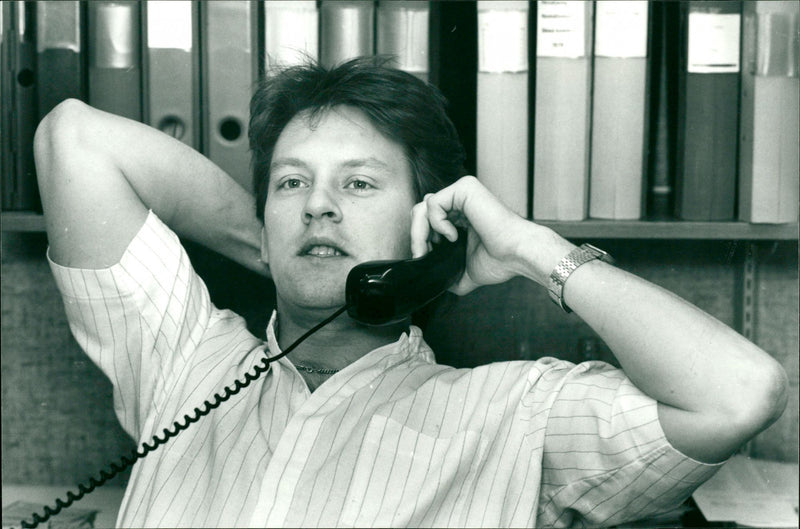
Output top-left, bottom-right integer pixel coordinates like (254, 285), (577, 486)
(48, 211), (722, 528)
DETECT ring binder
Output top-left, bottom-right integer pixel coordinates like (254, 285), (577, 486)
(201, 1), (259, 191)
(143, 0), (200, 148)
(88, 1), (142, 120)
(320, 1), (375, 68)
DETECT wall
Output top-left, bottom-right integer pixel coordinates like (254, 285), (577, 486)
(2, 233), (797, 488)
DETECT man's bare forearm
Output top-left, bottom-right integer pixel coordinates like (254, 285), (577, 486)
(35, 99), (266, 275)
(517, 223), (788, 462)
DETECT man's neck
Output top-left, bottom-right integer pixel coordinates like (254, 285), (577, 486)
(274, 305), (409, 389)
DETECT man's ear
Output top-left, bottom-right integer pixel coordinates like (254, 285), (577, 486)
(260, 225), (269, 265)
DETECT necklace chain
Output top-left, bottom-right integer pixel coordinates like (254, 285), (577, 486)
(292, 363), (340, 375)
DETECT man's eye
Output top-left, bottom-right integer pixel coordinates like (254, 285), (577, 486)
(278, 178), (306, 190)
(345, 179), (374, 191)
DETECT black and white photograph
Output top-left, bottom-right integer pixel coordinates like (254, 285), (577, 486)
(2, 1), (798, 528)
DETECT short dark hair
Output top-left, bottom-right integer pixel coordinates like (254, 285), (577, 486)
(248, 57), (466, 222)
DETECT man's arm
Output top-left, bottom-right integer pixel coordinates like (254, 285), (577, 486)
(34, 99), (266, 274)
(413, 176), (788, 464)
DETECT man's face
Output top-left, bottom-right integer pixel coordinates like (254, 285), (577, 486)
(262, 105), (417, 313)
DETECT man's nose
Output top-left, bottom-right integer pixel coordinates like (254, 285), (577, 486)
(302, 185), (342, 223)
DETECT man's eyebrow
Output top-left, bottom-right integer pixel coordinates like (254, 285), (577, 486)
(338, 157), (392, 172)
(270, 157), (310, 172)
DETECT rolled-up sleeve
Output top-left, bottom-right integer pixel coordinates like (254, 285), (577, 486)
(48, 210), (213, 440)
(528, 359), (724, 527)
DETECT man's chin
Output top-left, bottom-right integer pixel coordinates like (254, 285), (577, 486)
(278, 287), (347, 314)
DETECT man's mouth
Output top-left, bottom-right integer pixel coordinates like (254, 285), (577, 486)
(299, 238), (349, 258)
(305, 245), (345, 257)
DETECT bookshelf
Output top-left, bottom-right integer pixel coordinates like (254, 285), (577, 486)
(1, 212), (46, 233)
(3, 210), (797, 241)
(540, 220), (798, 240)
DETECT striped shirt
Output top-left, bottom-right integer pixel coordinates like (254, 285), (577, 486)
(48, 211), (722, 528)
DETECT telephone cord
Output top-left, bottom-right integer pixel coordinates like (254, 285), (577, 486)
(20, 304), (349, 529)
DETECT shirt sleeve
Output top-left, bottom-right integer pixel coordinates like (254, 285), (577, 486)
(530, 359), (724, 527)
(47, 210), (215, 440)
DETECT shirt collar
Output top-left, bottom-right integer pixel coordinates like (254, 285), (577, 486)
(264, 310), (435, 370)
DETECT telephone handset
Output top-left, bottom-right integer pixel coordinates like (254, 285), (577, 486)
(22, 229), (468, 528)
(346, 227), (468, 325)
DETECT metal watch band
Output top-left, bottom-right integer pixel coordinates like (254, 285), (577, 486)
(547, 243), (612, 313)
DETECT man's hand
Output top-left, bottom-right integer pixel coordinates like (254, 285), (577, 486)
(409, 175), (574, 295)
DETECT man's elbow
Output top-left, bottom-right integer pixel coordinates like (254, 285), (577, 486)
(35, 98), (89, 146)
(34, 99), (93, 187)
(734, 360), (789, 437)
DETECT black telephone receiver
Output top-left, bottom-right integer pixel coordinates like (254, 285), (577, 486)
(346, 227), (468, 325)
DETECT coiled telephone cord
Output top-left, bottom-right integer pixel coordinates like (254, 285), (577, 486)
(21, 305), (348, 529)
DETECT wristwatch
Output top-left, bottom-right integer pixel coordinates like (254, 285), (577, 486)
(547, 243), (613, 313)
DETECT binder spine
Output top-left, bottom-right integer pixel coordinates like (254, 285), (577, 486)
(676, 1), (741, 221)
(264, 0), (319, 72)
(1, 1), (8, 208)
(533, 0), (593, 221)
(476, 1), (529, 218)
(36, 1), (85, 119)
(6, 1), (42, 211)
(201, 1), (259, 192)
(589, 1), (649, 220)
(646, 1), (680, 220)
(320, 1), (375, 68)
(738, 1), (799, 223)
(428, 1), (477, 174)
(143, 0), (200, 149)
(376, 1), (430, 81)
(88, 1), (142, 121)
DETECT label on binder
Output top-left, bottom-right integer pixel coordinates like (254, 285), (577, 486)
(595, 1), (648, 58)
(537, 1), (586, 58)
(688, 13), (741, 73)
(478, 9), (528, 73)
(148, 1), (192, 50)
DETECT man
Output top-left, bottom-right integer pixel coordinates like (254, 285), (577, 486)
(35, 58), (787, 527)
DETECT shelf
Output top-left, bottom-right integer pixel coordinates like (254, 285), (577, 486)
(2, 211), (798, 240)
(1, 211), (46, 232)
(534, 220), (798, 240)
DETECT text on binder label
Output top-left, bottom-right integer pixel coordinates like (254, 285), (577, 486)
(536, 1), (586, 59)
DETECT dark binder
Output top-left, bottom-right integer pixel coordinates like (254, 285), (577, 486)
(143, 0), (200, 149)
(320, 1), (375, 68)
(646, 1), (680, 220)
(2, 1), (40, 211)
(675, 1), (741, 221)
(201, 1), (259, 192)
(88, 1), (142, 121)
(376, 1), (430, 81)
(36, 1), (85, 120)
(429, 1), (477, 174)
